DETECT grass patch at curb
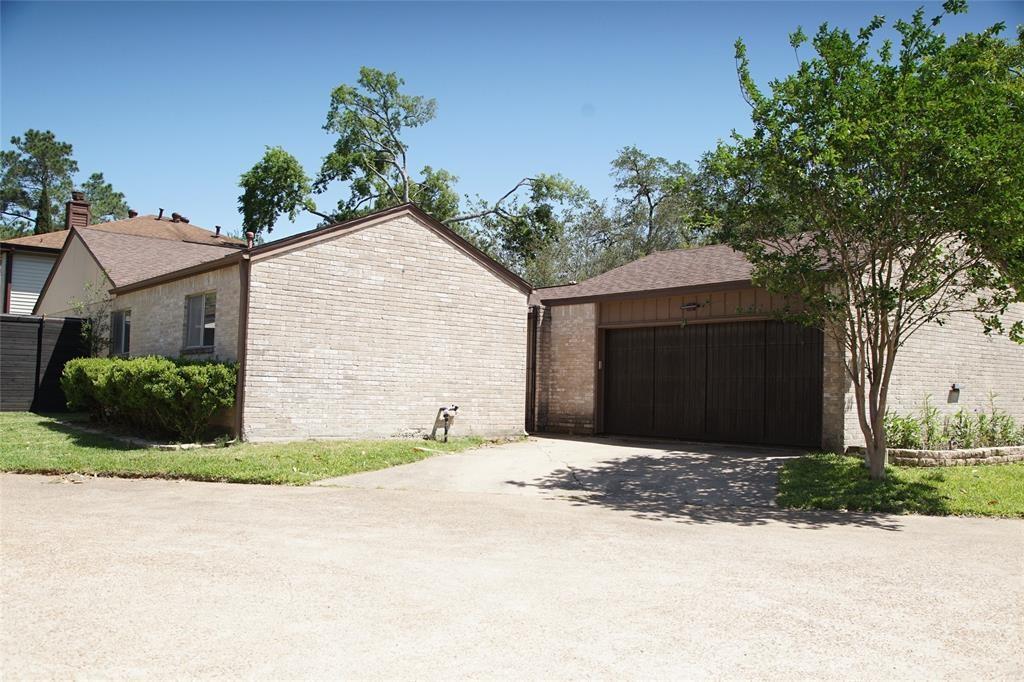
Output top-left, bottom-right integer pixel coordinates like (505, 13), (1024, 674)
(777, 453), (1024, 517)
(0, 412), (488, 485)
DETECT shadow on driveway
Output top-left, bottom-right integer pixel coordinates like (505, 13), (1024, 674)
(507, 436), (902, 531)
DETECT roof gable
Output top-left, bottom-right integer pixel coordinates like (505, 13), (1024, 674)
(248, 204), (532, 295)
(32, 231), (109, 315)
(107, 204), (533, 297)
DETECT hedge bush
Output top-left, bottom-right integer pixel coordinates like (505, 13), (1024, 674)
(61, 356), (237, 442)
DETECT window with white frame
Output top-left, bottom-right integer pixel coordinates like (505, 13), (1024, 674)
(110, 310), (131, 355)
(185, 292), (216, 349)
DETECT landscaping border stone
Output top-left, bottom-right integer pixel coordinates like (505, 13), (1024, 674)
(846, 444), (1024, 467)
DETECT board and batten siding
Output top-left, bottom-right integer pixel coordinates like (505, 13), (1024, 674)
(599, 287), (794, 327)
(242, 213), (529, 441)
(8, 253), (56, 315)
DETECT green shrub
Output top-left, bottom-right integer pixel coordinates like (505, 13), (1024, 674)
(884, 411), (923, 449)
(882, 395), (1023, 451)
(919, 395), (942, 448)
(61, 357), (115, 419)
(61, 356), (237, 442)
(945, 410), (979, 449)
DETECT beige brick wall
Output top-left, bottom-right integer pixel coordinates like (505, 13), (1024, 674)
(242, 214), (528, 441)
(534, 302), (596, 433)
(821, 332), (849, 452)
(112, 265), (241, 361)
(824, 303), (1024, 449)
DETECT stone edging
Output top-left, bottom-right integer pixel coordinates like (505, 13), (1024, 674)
(53, 420), (235, 451)
(848, 445), (1024, 467)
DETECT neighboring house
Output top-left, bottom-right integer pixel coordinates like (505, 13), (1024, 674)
(528, 245), (1024, 451)
(3, 192), (240, 316)
(35, 203), (530, 441)
(1, 232), (63, 315)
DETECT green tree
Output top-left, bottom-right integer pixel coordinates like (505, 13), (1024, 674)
(0, 129), (77, 234)
(238, 67), (582, 266)
(696, 1), (1024, 479)
(81, 172), (130, 223)
(0, 130), (130, 234)
(522, 199), (613, 286)
(607, 146), (698, 261)
(238, 146), (323, 233)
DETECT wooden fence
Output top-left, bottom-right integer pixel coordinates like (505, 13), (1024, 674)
(0, 315), (87, 412)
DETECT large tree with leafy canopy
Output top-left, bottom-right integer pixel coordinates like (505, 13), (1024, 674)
(81, 172), (130, 224)
(695, 0), (1023, 480)
(1, 130), (131, 234)
(238, 67), (582, 268)
(1, 129), (77, 234)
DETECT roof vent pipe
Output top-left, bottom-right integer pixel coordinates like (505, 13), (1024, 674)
(215, 225), (221, 236)
(158, 208), (164, 220)
(245, 231), (255, 249)
(128, 209), (138, 218)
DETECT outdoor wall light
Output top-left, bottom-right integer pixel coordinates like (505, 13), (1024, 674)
(948, 382), (962, 404)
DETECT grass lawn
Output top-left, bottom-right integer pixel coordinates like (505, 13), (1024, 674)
(0, 412), (487, 485)
(778, 453), (1024, 517)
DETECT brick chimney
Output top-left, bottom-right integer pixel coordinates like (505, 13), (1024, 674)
(64, 191), (91, 230)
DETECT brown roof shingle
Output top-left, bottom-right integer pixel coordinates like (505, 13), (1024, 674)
(77, 228), (238, 288)
(0, 231), (70, 250)
(1, 214), (243, 251)
(530, 244), (753, 305)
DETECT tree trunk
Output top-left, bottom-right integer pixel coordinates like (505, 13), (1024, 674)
(34, 184), (53, 234)
(863, 407), (888, 481)
(866, 438), (887, 480)
(852, 373), (889, 481)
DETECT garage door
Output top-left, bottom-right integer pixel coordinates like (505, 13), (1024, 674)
(603, 321), (822, 447)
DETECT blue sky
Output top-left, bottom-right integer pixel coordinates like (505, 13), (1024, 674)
(2, 1), (1020, 237)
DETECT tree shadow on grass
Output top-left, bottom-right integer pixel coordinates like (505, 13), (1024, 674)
(35, 415), (146, 452)
(776, 454), (954, 517)
(508, 445), (915, 531)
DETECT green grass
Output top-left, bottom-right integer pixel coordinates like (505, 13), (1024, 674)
(0, 412), (487, 485)
(778, 453), (1024, 517)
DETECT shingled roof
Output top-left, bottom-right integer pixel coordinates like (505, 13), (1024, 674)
(1, 214), (243, 252)
(530, 243), (753, 305)
(76, 228), (238, 288)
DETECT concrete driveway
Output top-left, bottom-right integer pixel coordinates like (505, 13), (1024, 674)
(3, 436), (1023, 679)
(317, 435), (800, 516)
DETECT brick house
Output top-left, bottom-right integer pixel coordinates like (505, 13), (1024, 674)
(4, 192), (242, 316)
(31, 196), (1022, 449)
(527, 245), (1024, 451)
(35, 203), (530, 441)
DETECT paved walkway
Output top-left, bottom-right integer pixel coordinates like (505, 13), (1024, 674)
(2, 460), (1022, 679)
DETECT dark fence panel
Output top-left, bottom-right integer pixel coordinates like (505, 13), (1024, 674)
(0, 315), (87, 412)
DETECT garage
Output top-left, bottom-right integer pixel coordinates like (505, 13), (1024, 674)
(602, 320), (823, 447)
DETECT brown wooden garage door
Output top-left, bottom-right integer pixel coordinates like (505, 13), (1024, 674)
(603, 321), (823, 447)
